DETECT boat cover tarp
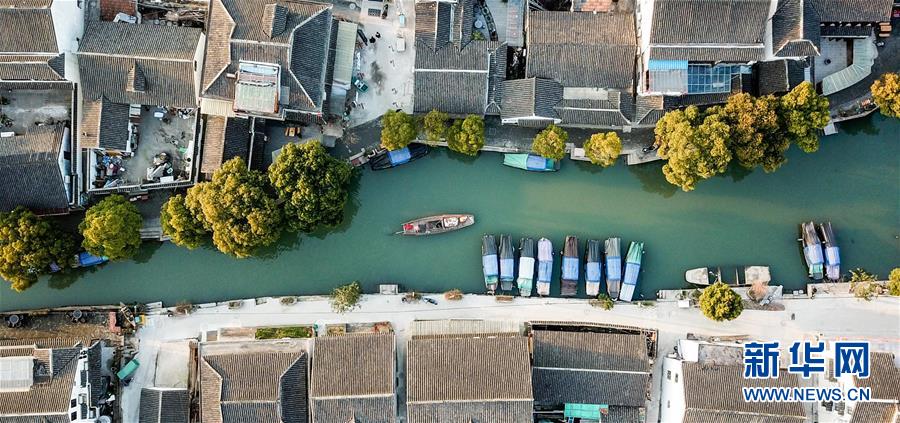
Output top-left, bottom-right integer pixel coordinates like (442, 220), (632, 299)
(820, 222), (840, 280)
(78, 252), (107, 267)
(562, 257), (579, 280)
(537, 239), (553, 282)
(605, 238), (622, 282)
(526, 154), (553, 170)
(623, 242), (643, 287)
(499, 235), (515, 281)
(624, 262), (641, 285)
(388, 147), (411, 165)
(482, 235), (498, 277)
(518, 257), (535, 281)
(802, 222), (823, 266)
(586, 240), (602, 283)
(503, 154), (556, 171)
(518, 238), (535, 290)
(620, 283), (635, 302)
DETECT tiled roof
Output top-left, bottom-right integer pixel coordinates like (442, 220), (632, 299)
(0, 54), (65, 80)
(201, 116), (251, 174)
(777, 40), (818, 58)
(0, 0), (53, 7)
(850, 402), (897, 423)
(682, 363), (805, 419)
(414, 71), (487, 115)
(650, 0), (770, 45)
(200, 345), (309, 423)
(78, 22), (200, 61)
(139, 388), (189, 423)
(570, 0), (612, 12)
(0, 345), (82, 420)
(534, 370), (649, 407)
(201, 0), (333, 114)
(855, 352), (900, 401)
(0, 125), (69, 213)
(683, 409), (806, 423)
(772, 0), (819, 57)
(0, 7), (56, 54)
(757, 59), (806, 95)
(500, 78), (562, 120)
(309, 397), (396, 423)
(808, 0), (893, 23)
(649, 46), (765, 62)
(406, 335), (532, 423)
(526, 12), (635, 89)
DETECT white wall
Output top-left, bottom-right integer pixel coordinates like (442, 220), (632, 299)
(659, 356), (686, 423)
(50, 0), (86, 83)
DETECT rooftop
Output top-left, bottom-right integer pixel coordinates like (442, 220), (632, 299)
(0, 125), (70, 213)
(0, 2), (56, 54)
(682, 362), (806, 421)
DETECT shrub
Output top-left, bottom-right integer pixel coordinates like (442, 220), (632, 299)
(331, 281), (363, 313)
(888, 268), (900, 296)
(532, 124), (568, 160)
(80, 195), (142, 260)
(444, 289), (463, 300)
(698, 282), (743, 321)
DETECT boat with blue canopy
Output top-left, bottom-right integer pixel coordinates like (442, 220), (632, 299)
(800, 222), (824, 280)
(605, 237), (622, 300)
(502, 153), (560, 172)
(560, 236), (579, 297)
(482, 234), (499, 293)
(369, 144), (429, 170)
(818, 222), (841, 281)
(517, 237), (536, 297)
(536, 238), (553, 296)
(585, 239), (603, 296)
(620, 241), (643, 302)
(499, 234), (515, 291)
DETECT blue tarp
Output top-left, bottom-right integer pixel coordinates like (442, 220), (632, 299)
(586, 262), (601, 283)
(606, 257), (622, 281)
(500, 258), (514, 280)
(825, 247), (840, 266)
(538, 261), (553, 282)
(561, 257), (579, 280)
(526, 154), (551, 170)
(624, 262), (640, 285)
(78, 252), (108, 267)
(804, 245), (824, 265)
(649, 59), (688, 70)
(482, 255), (498, 277)
(388, 148), (411, 165)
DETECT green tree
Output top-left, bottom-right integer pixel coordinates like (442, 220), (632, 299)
(160, 194), (207, 249)
(720, 93), (787, 172)
(423, 109), (449, 141)
(849, 268), (879, 301)
(269, 141), (353, 232)
(79, 195), (142, 261)
(888, 268), (900, 296)
(583, 132), (621, 167)
(655, 106), (732, 191)
(698, 281), (743, 321)
(871, 72), (900, 118)
(532, 124), (567, 160)
(380, 110), (417, 150)
(778, 81), (830, 153)
(331, 281), (362, 313)
(447, 115), (485, 156)
(0, 208), (77, 291)
(186, 157), (283, 258)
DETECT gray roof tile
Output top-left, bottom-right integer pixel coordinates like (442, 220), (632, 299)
(532, 330), (650, 372)
(855, 352), (899, 401)
(78, 22), (200, 61)
(0, 54), (65, 80)
(0, 7), (56, 54)
(0, 125), (69, 212)
(139, 388), (189, 423)
(0, 345), (83, 419)
(201, 116), (251, 174)
(683, 363), (805, 419)
(650, 0), (770, 45)
(649, 46), (765, 62)
(808, 0), (893, 23)
(533, 368), (649, 407)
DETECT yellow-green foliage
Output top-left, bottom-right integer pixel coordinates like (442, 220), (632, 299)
(698, 282), (744, 321)
(532, 124), (568, 160)
(583, 132), (622, 167)
(871, 72), (900, 118)
(80, 195), (142, 261)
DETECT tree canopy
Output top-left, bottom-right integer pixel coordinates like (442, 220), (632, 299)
(186, 157), (283, 258)
(698, 281), (743, 321)
(655, 106), (732, 191)
(269, 141), (353, 232)
(331, 281), (362, 313)
(583, 132), (622, 167)
(380, 110), (417, 150)
(79, 195), (142, 261)
(719, 93), (787, 172)
(532, 124), (568, 160)
(871, 72), (900, 118)
(447, 115), (485, 156)
(1, 208), (77, 291)
(160, 194), (207, 249)
(423, 109), (449, 142)
(778, 81), (830, 153)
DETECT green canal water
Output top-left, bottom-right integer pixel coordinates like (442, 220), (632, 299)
(2, 115), (898, 311)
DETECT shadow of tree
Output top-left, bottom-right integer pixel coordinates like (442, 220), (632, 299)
(627, 162), (678, 198)
(133, 240), (163, 264)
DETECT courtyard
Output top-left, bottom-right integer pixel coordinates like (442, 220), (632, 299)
(0, 88), (72, 134)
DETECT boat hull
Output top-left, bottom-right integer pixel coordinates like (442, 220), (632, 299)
(517, 238), (536, 297)
(560, 236), (579, 297)
(482, 234), (499, 293)
(370, 144), (430, 170)
(621, 241), (644, 302)
(398, 214), (474, 235)
(800, 222), (824, 281)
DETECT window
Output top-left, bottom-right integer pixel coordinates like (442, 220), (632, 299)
(667, 400), (670, 408)
(667, 370), (671, 380)
(675, 373), (679, 383)
(71, 412), (77, 420)
(70, 399), (76, 408)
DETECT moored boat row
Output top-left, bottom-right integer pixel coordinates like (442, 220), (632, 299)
(799, 221), (842, 281)
(481, 234), (646, 300)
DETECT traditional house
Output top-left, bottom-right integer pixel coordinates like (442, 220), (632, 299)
(818, 347), (899, 423)
(77, 22), (204, 192)
(0, 125), (73, 214)
(309, 333), (397, 422)
(198, 339), (310, 422)
(139, 387), (190, 423)
(413, 0), (506, 117)
(501, 11), (637, 128)
(658, 338), (807, 423)
(405, 321), (533, 422)
(530, 323), (655, 422)
(0, 341), (104, 422)
(0, 0), (84, 82)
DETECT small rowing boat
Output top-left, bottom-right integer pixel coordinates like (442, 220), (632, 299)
(685, 266), (771, 287)
(585, 239), (603, 296)
(517, 237), (536, 296)
(560, 236), (579, 297)
(620, 241), (643, 302)
(536, 238), (553, 296)
(370, 144), (429, 170)
(482, 234), (499, 294)
(818, 222), (841, 281)
(800, 222), (824, 280)
(605, 237), (621, 300)
(396, 214), (474, 235)
(502, 153), (560, 172)
(499, 234), (515, 291)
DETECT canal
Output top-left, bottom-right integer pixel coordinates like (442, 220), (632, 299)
(1, 115), (898, 311)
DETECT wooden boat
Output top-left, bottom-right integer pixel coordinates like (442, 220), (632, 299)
(560, 236), (579, 297)
(482, 234), (499, 294)
(800, 222), (824, 280)
(499, 234), (516, 291)
(605, 237), (621, 300)
(685, 266), (771, 287)
(370, 144), (429, 170)
(585, 239), (603, 297)
(620, 241), (643, 302)
(817, 222), (841, 281)
(517, 237), (536, 297)
(536, 238), (553, 296)
(502, 153), (560, 172)
(396, 214), (474, 235)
